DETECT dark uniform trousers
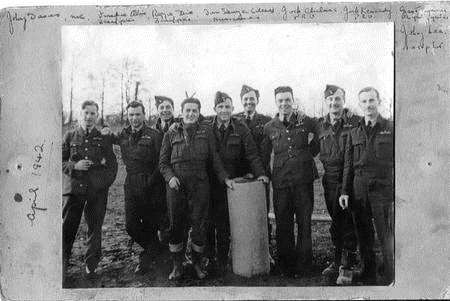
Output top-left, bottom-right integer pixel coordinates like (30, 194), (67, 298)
(317, 113), (359, 265)
(151, 117), (176, 239)
(206, 117), (266, 264)
(261, 113), (319, 272)
(159, 122), (228, 259)
(342, 116), (394, 282)
(114, 125), (163, 252)
(62, 126), (117, 271)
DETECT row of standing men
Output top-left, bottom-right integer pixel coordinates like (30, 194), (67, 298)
(62, 84), (393, 285)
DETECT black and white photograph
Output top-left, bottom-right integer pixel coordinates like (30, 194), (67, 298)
(61, 23), (394, 288)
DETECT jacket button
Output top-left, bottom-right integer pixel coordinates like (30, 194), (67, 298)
(85, 140), (88, 143)
(85, 156), (88, 159)
(288, 137), (291, 141)
(85, 148), (88, 151)
(80, 184), (83, 187)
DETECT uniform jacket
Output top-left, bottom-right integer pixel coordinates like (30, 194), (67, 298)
(316, 110), (361, 184)
(159, 121), (229, 185)
(62, 126), (118, 195)
(206, 116), (265, 181)
(110, 124), (163, 189)
(341, 115), (394, 202)
(234, 111), (271, 150)
(261, 113), (320, 188)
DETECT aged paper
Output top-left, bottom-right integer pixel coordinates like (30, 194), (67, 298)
(0, 2), (449, 300)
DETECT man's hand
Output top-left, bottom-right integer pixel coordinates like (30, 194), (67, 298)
(225, 178), (235, 190)
(101, 127), (112, 135)
(339, 195), (349, 210)
(74, 159), (93, 171)
(256, 175), (269, 184)
(168, 176), (181, 190)
(243, 173), (254, 179)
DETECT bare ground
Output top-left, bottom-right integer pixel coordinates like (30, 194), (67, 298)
(63, 148), (384, 288)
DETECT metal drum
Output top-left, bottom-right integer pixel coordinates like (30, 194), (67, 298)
(227, 178), (270, 277)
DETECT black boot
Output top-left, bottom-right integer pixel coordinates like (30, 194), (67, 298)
(192, 251), (207, 279)
(168, 251), (184, 280)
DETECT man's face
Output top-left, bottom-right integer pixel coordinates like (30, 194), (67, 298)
(214, 99), (234, 123)
(181, 102), (200, 124)
(241, 91), (258, 114)
(80, 105), (98, 128)
(127, 106), (145, 129)
(358, 90), (380, 117)
(275, 91), (294, 116)
(157, 101), (174, 121)
(325, 89), (345, 115)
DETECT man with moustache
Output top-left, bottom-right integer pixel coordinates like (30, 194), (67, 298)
(339, 87), (394, 285)
(205, 91), (268, 274)
(62, 100), (118, 277)
(103, 101), (163, 275)
(261, 86), (319, 277)
(159, 97), (233, 280)
(315, 85), (360, 284)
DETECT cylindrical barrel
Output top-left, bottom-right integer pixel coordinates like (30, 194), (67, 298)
(227, 178), (270, 277)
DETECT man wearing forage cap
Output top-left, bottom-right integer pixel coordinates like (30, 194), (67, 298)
(260, 86), (319, 277)
(159, 96), (234, 280)
(205, 91), (268, 274)
(316, 84), (360, 284)
(152, 95), (175, 134)
(234, 84), (273, 251)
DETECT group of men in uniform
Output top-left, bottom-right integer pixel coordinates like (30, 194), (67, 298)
(62, 83), (393, 285)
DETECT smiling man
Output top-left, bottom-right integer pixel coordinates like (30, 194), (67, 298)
(62, 100), (118, 278)
(315, 85), (360, 284)
(205, 91), (268, 275)
(339, 87), (394, 285)
(159, 97), (233, 280)
(261, 86), (319, 278)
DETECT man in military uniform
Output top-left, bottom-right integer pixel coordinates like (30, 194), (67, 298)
(261, 86), (319, 277)
(62, 100), (118, 277)
(205, 91), (268, 274)
(152, 95), (176, 133)
(234, 85), (273, 249)
(151, 95), (176, 245)
(339, 87), (394, 285)
(159, 97), (233, 280)
(103, 101), (163, 274)
(316, 85), (360, 284)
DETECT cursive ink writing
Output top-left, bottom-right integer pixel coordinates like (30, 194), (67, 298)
(7, 10), (60, 35)
(26, 187), (47, 225)
(32, 141), (45, 176)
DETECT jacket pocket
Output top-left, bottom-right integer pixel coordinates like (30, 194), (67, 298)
(375, 135), (393, 161)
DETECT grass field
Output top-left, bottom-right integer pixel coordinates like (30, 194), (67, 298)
(63, 124), (384, 288)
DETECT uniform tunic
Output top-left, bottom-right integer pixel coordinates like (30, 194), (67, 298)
(342, 115), (394, 282)
(206, 116), (266, 263)
(261, 113), (319, 271)
(62, 126), (118, 270)
(113, 124), (163, 250)
(159, 121), (229, 254)
(316, 112), (360, 264)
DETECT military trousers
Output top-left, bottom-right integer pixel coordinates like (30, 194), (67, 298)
(206, 186), (230, 264)
(124, 174), (160, 252)
(62, 189), (108, 270)
(352, 195), (394, 282)
(166, 176), (210, 255)
(322, 177), (357, 265)
(273, 183), (314, 272)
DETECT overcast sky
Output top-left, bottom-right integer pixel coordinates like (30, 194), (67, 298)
(62, 23), (393, 118)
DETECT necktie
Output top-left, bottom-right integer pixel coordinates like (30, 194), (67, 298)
(163, 122), (169, 133)
(245, 115), (251, 126)
(219, 124), (226, 141)
(282, 115), (290, 128)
